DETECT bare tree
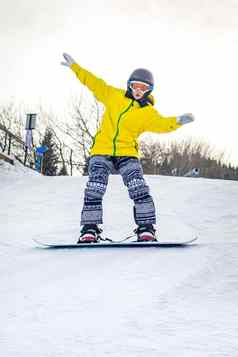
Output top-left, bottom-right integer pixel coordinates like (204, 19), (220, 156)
(46, 95), (102, 174)
(0, 101), (24, 135)
(68, 94), (102, 161)
(140, 140), (164, 174)
(140, 137), (237, 180)
(0, 102), (30, 164)
(36, 93), (102, 175)
(36, 108), (74, 175)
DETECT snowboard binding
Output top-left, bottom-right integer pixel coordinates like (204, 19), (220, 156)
(134, 224), (157, 242)
(77, 224), (102, 244)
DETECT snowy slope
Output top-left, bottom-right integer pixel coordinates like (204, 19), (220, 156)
(1, 161), (238, 357)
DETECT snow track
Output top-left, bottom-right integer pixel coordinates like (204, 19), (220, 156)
(1, 163), (238, 356)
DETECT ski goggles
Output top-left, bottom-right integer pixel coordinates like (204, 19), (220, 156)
(129, 81), (153, 94)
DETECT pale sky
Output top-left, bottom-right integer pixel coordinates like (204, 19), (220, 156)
(1, 0), (238, 164)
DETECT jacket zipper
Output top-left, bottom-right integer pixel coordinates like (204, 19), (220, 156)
(112, 100), (134, 156)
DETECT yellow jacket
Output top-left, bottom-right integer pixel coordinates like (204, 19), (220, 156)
(70, 63), (181, 157)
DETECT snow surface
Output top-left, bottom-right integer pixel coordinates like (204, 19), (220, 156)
(1, 160), (238, 357)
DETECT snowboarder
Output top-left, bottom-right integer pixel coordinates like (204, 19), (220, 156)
(61, 53), (194, 243)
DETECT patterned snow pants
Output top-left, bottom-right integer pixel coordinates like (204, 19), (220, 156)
(80, 155), (156, 226)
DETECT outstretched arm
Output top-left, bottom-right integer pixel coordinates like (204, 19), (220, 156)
(144, 108), (195, 133)
(61, 53), (113, 105)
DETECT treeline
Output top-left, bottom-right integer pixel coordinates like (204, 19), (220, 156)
(140, 139), (238, 180)
(0, 101), (237, 179)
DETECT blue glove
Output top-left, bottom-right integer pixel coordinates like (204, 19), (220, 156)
(61, 53), (76, 67)
(176, 113), (195, 125)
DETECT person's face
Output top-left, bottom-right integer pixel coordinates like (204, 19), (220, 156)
(130, 81), (151, 100)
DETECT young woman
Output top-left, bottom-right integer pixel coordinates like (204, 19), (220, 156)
(61, 53), (194, 243)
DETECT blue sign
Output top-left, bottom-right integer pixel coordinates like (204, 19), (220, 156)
(36, 146), (48, 155)
(35, 146), (48, 173)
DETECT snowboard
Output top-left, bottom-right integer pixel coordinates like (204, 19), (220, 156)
(34, 237), (197, 249)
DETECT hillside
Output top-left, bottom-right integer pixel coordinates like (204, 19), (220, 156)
(1, 161), (238, 356)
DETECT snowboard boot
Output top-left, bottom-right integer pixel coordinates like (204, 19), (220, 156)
(77, 224), (102, 244)
(134, 224), (157, 242)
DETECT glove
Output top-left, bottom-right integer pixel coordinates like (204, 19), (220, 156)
(61, 53), (76, 67)
(176, 113), (195, 125)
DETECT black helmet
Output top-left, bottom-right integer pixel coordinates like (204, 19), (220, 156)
(127, 68), (154, 89)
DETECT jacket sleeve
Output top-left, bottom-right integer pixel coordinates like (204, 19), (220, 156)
(70, 63), (113, 105)
(144, 107), (182, 133)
